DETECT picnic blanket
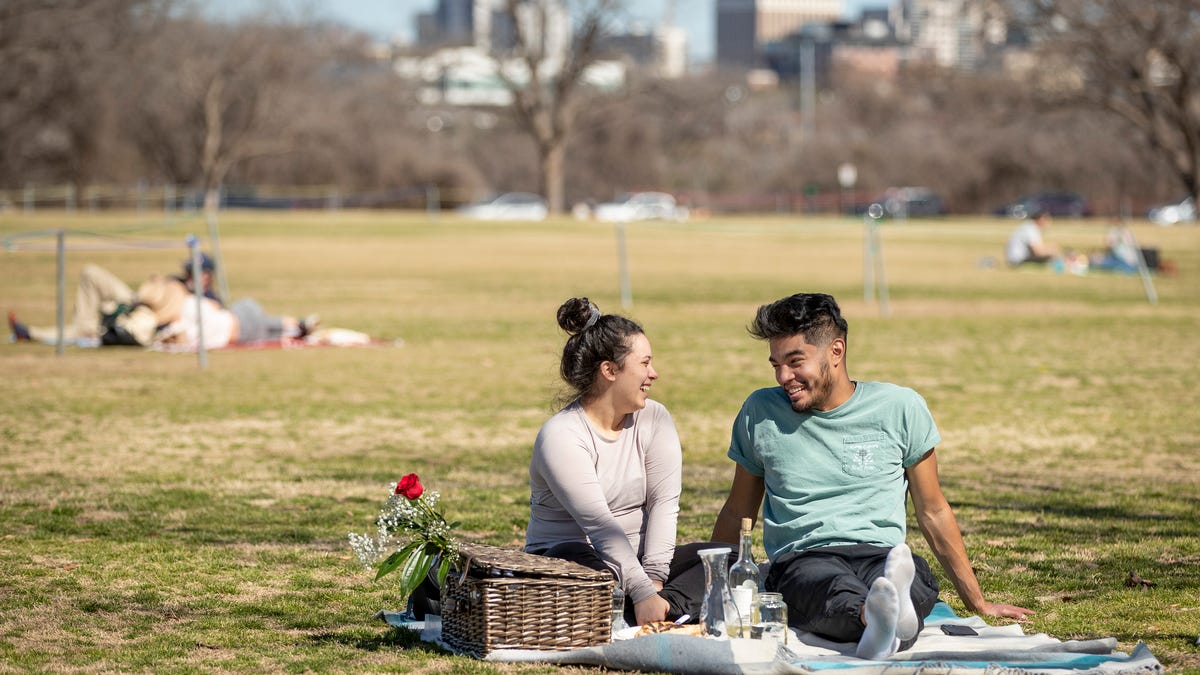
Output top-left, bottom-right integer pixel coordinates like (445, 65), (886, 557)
(377, 602), (1162, 674)
(150, 328), (400, 352)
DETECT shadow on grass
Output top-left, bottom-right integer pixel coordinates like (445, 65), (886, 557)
(950, 478), (1200, 535)
(308, 626), (452, 655)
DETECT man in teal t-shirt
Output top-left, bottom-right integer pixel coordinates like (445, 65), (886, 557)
(712, 293), (1031, 659)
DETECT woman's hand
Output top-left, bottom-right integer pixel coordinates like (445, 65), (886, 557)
(633, 593), (671, 626)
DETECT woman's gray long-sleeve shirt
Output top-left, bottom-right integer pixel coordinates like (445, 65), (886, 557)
(525, 399), (682, 604)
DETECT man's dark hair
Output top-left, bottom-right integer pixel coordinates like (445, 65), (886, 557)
(748, 293), (848, 346)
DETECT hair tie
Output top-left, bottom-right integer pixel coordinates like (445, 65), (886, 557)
(583, 307), (601, 330)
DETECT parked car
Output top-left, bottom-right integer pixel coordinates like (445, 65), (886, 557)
(457, 192), (548, 221)
(878, 187), (946, 218)
(594, 192), (688, 222)
(1147, 196), (1195, 226)
(993, 192), (1091, 218)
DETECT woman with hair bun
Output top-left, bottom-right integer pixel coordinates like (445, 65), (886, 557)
(525, 297), (714, 627)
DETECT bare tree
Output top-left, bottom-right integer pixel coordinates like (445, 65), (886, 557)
(492, 0), (621, 213)
(1014, 0), (1200, 205)
(0, 0), (166, 189)
(118, 15), (334, 294)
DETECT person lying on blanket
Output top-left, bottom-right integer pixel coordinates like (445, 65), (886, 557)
(711, 293), (1032, 659)
(7, 255), (222, 348)
(137, 274), (318, 350)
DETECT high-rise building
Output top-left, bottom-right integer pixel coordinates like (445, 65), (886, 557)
(437, 0), (474, 45)
(415, 0), (570, 60)
(716, 0), (843, 69)
(493, 0), (570, 60)
(416, 0), (475, 47)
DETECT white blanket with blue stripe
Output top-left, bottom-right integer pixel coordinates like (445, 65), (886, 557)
(379, 602), (1162, 674)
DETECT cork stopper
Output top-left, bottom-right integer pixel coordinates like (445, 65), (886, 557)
(740, 517), (752, 534)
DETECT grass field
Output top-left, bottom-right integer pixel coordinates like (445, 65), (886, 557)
(2, 209), (1198, 673)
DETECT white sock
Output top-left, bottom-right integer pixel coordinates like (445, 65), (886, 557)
(885, 543), (919, 640)
(856, 577), (900, 659)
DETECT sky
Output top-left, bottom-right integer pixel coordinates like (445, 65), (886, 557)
(205, 1), (887, 64)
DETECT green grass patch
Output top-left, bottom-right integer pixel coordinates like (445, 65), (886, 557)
(1, 210), (1198, 672)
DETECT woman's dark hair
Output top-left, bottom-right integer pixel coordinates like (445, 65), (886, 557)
(556, 297), (644, 404)
(748, 293), (848, 346)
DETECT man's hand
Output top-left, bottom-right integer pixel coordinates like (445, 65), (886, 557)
(976, 601), (1033, 622)
(634, 594), (671, 625)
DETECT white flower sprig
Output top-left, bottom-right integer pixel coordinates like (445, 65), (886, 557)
(348, 474), (460, 599)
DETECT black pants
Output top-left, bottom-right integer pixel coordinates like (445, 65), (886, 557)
(533, 541), (728, 625)
(766, 543), (939, 651)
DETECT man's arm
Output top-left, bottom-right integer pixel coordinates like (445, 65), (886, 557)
(907, 450), (1032, 620)
(711, 464), (766, 545)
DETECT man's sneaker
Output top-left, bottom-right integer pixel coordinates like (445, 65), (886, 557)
(7, 312), (31, 342)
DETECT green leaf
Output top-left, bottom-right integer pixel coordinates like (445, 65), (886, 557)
(436, 550), (456, 587)
(397, 545), (436, 598)
(375, 540), (422, 582)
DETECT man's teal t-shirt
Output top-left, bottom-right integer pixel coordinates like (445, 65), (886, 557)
(727, 381), (941, 561)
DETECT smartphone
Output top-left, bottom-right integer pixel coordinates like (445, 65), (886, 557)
(940, 624), (979, 636)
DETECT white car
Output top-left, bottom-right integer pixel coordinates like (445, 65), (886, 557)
(1147, 196), (1195, 226)
(458, 192), (548, 221)
(594, 192), (688, 223)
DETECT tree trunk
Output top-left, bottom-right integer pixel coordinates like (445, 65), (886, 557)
(542, 141), (566, 214)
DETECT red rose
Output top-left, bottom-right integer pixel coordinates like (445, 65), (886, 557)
(395, 473), (424, 500)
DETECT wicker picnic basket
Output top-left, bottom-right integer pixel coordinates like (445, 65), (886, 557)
(440, 542), (614, 657)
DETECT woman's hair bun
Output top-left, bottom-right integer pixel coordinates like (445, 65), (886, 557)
(556, 297), (599, 334)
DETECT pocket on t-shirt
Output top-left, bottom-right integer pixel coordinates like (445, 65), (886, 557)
(841, 432), (886, 477)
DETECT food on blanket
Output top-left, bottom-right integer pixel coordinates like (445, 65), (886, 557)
(635, 621), (705, 637)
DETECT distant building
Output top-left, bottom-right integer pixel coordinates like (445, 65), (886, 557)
(716, 0), (844, 70)
(757, 0), (1022, 86)
(600, 24), (690, 79)
(657, 25), (688, 78)
(417, 0), (474, 48)
(394, 49), (626, 107)
(602, 28), (658, 68)
(415, 0), (571, 61)
(438, 0), (474, 45)
(902, 0), (1010, 71)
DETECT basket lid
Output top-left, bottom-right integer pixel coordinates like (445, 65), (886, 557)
(457, 543), (613, 581)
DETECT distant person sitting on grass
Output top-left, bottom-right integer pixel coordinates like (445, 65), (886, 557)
(8, 254), (222, 347)
(1005, 211), (1062, 267)
(711, 293), (1032, 659)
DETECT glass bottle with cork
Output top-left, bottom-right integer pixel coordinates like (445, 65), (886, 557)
(727, 517), (761, 637)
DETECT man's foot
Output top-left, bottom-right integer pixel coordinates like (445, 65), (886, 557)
(856, 577), (900, 659)
(885, 543), (919, 640)
(8, 312), (31, 341)
(298, 313), (320, 338)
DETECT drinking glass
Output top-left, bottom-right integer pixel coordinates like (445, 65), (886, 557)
(753, 592), (788, 646)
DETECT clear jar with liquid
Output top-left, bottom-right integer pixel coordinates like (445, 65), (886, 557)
(751, 591), (788, 646)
